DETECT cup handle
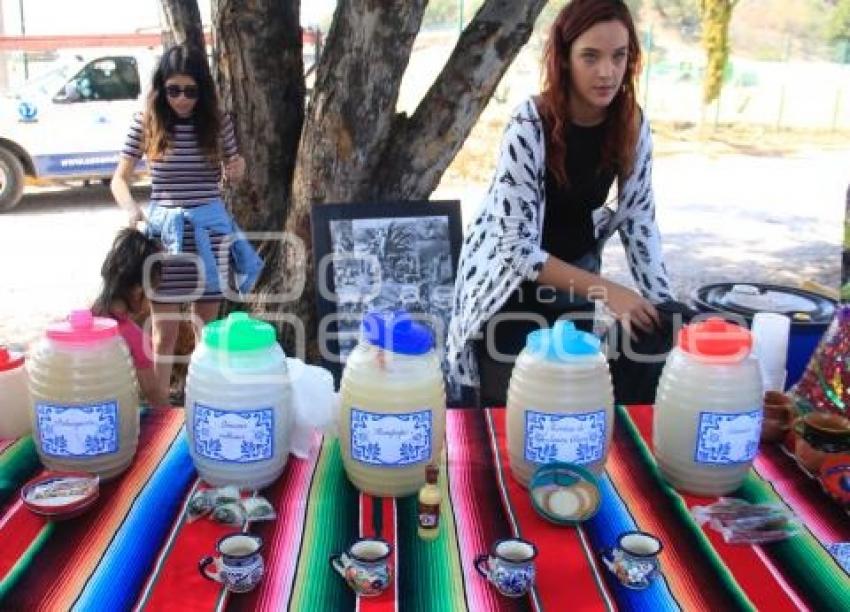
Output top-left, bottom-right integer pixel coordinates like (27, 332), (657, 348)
(199, 555), (221, 583)
(792, 417), (805, 438)
(329, 553), (348, 578)
(473, 554), (490, 580)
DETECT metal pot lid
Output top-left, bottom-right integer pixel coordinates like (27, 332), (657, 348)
(693, 283), (835, 325)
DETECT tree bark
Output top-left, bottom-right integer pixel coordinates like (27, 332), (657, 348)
(159, 0), (205, 50)
(210, 1), (305, 349)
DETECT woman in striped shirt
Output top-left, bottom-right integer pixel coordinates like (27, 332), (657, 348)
(111, 44), (260, 403)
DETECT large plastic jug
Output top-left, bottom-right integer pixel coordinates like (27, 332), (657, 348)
(339, 310), (445, 497)
(506, 321), (614, 486)
(28, 310), (140, 479)
(654, 317), (763, 496)
(185, 313), (293, 489)
(0, 347), (32, 439)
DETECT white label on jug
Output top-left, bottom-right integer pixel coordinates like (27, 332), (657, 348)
(35, 401), (119, 457)
(524, 410), (606, 465)
(695, 410), (763, 465)
(192, 404), (274, 463)
(350, 408), (432, 466)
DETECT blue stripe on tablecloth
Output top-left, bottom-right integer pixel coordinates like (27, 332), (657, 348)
(71, 429), (195, 612)
(584, 475), (682, 612)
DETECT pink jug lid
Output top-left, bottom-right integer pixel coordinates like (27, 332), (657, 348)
(47, 310), (118, 344)
(0, 346), (24, 371)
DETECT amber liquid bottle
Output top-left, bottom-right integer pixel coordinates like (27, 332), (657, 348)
(417, 464), (441, 540)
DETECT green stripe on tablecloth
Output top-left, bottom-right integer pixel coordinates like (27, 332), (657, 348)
(288, 438), (359, 611)
(737, 474), (850, 609)
(0, 437), (40, 506)
(0, 522), (54, 601)
(617, 405), (755, 612)
(396, 451), (468, 612)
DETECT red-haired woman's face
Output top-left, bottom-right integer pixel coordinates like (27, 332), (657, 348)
(568, 19), (629, 123)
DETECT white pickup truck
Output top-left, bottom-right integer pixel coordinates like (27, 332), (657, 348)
(0, 50), (157, 212)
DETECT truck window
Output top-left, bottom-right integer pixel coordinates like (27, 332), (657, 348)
(53, 56), (141, 103)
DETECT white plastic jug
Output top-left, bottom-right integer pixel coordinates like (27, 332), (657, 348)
(654, 317), (763, 496)
(0, 347), (32, 439)
(506, 320), (614, 486)
(28, 310), (140, 479)
(339, 310), (446, 497)
(185, 313), (293, 489)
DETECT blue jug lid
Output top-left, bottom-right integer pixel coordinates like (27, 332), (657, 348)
(525, 320), (601, 361)
(361, 310), (433, 355)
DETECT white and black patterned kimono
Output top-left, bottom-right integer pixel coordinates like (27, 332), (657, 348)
(446, 97), (673, 388)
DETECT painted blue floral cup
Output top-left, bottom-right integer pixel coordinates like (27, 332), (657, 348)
(474, 537), (537, 598)
(601, 531), (663, 590)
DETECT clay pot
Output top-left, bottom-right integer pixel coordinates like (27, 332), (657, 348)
(761, 391), (796, 443)
(793, 412), (850, 473)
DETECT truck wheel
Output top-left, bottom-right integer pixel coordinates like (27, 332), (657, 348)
(0, 147), (25, 212)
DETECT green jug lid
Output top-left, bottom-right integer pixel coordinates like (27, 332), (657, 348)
(525, 320), (601, 361)
(203, 312), (277, 352)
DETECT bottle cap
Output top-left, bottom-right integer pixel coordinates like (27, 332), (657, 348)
(525, 320), (601, 361)
(0, 346), (24, 372)
(46, 310), (118, 344)
(425, 464), (439, 484)
(678, 317), (752, 362)
(203, 312), (277, 352)
(361, 310), (433, 355)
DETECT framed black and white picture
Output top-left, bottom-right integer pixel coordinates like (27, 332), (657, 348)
(311, 200), (469, 405)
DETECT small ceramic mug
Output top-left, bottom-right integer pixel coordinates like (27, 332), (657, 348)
(329, 537), (393, 597)
(601, 531), (662, 590)
(199, 533), (264, 593)
(474, 538), (537, 598)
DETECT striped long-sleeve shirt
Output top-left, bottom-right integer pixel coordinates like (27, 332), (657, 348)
(121, 112), (238, 206)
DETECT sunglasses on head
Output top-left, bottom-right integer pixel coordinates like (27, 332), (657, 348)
(165, 84), (199, 99)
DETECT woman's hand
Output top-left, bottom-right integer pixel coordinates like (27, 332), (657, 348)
(603, 282), (660, 337)
(223, 154), (246, 183)
(127, 206), (144, 228)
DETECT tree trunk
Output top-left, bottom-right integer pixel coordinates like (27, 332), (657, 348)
(211, 0), (306, 344)
(700, 0), (736, 105)
(281, 0), (548, 358)
(159, 0), (205, 49)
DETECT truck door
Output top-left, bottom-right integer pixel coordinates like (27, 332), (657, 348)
(33, 55), (142, 178)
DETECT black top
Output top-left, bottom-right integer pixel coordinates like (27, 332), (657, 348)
(487, 121), (616, 355)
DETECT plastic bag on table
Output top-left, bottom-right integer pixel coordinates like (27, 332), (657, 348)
(691, 497), (800, 545)
(286, 358), (338, 458)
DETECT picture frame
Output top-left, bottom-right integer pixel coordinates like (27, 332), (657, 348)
(311, 199), (473, 406)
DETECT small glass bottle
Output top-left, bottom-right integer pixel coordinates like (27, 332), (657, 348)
(417, 464), (441, 540)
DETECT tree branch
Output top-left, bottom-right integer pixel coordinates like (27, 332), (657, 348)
(375, 0), (548, 200)
(291, 0), (428, 206)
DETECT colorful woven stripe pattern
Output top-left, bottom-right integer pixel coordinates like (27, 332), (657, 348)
(0, 405), (848, 611)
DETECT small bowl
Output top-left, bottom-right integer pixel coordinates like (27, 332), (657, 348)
(21, 472), (100, 520)
(529, 462), (601, 526)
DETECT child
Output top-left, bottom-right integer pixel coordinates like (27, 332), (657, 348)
(92, 228), (169, 408)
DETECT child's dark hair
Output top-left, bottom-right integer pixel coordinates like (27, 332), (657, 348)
(92, 228), (161, 316)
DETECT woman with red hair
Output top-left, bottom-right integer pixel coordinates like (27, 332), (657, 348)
(448, 0), (676, 405)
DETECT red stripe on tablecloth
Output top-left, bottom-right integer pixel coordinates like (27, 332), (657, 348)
(358, 494), (397, 612)
(447, 410), (529, 612)
(626, 404), (803, 612)
(488, 409), (613, 612)
(0, 499), (47, 581)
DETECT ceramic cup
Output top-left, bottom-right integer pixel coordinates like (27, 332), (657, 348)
(199, 533), (264, 593)
(329, 537), (393, 597)
(601, 531), (663, 590)
(794, 412), (850, 473)
(474, 537), (537, 598)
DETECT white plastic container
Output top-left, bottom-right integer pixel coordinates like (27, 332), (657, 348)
(28, 310), (140, 479)
(654, 317), (763, 496)
(0, 347), (32, 439)
(506, 321), (614, 486)
(185, 313), (292, 489)
(339, 311), (446, 497)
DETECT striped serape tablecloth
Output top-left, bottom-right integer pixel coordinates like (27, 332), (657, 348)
(0, 405), (848, 611)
